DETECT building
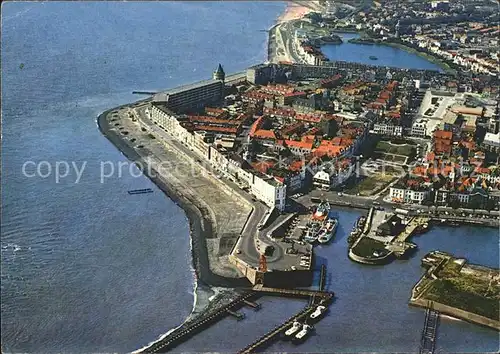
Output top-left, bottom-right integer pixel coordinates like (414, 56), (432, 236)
(482, 132), (500, 153)
(152, 65), (225, 113)
(246, 64), (273, 85)
(389, 185), (430, 204)
(313, 170), (331, 190)
(411, 118), (428, 138)
(373, 122), (403, 137)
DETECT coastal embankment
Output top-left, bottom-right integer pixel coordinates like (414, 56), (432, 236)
(97, 106), (251, 288)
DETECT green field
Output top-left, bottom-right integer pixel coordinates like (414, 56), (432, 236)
(423, 260), (500, 321)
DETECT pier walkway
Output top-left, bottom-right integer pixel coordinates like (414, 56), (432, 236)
(419, 308), (440, 354)
(253, 284), (334, 301)
(142, 292), (256, 353)
(237, 305), (316, 354)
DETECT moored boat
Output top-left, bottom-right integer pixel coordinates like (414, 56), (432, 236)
(317, 217), (338, 244)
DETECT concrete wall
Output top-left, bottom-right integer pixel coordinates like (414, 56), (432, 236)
(410, 298), (500, 331)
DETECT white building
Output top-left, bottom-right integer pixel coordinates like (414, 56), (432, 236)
(373, 123), (403, 137)
(482, 132), (500, 153)
(389, 186), (430, 204)
(313, 170), (331, 190)
(411, 118), (429, 138)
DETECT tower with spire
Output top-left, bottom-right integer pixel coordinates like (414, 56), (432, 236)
(213, 63), (225, 82)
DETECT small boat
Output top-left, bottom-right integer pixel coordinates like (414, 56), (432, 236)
(310, 305), (326, 319)
(369, 55), (378, 60)
(356, 216), (366, 229)
(304, 228), (318, 243)
(127, 188), (153, 195)
(285, 321), (302, 337)
(317, 218), (338, 244)
(294, 324), (313, 342)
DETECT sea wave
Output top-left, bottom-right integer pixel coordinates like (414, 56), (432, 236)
(131, 224), (201, 353)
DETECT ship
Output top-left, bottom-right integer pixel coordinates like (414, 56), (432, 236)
(369, 55), (378, 60)
(317, 217), (338, 244)
(311, 201), (330, 221)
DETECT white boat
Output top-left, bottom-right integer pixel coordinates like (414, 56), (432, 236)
(285, 321), (302, 336)
(317, 218), (338, 244)
(310, 305), (326, 319)
(295, 324), (313, 341)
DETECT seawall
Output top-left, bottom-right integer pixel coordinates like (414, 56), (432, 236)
(409, 298), (500, 331)
(97, 105), (250, 289)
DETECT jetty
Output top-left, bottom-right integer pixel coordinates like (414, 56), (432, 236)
(237, 305), (317, 354)
(141, 292), (257, 353)
(419, 308), (440, 354)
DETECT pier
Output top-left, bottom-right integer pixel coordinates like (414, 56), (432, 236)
(237, 305), (317, 354)
(141, 292), (257, 353)
(419, 308), (440, 354)
(252, 284), (334, 301)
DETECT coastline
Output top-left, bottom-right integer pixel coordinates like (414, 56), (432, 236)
(96, 106), (249, 352)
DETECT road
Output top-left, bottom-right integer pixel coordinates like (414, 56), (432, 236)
(134, 104), (286, 268)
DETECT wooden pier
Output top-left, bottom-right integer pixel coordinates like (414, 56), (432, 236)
(419, 308), (440, 354)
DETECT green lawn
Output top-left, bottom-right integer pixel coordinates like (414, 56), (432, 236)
(352, 237), (386, 257)
(425, 279), (499, 321)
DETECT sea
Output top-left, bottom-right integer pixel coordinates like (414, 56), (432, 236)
(1, 2), (498, 353)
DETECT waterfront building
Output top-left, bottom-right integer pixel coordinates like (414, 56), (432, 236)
(153, 68), (224, 113)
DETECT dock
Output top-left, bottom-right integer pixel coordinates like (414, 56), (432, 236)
(252, 284), (334, 301)
(419, 308), (440, 354)
(141, 292), (256, 353)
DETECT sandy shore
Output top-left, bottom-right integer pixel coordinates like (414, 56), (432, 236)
(277, 1), (314, 24)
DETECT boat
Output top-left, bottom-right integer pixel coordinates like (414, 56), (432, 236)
(294, 324), (313, 342)
(369, 55), (378, 60)
(317, 217), (338, 244)
(356, 216), (366, 229)
(127, 188), (153, 195)
(311, 201), (330, 222)
(285, 321), (302, 337)
(310, 305), (326, 319)
(304, 225), (319, 243)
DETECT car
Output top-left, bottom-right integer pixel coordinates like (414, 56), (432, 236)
(235, 249), (241, 254)
(291, 266), (297, 271)
(337, 192), (343, 196)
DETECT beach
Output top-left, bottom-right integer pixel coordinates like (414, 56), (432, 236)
(277, 1), (315, 24)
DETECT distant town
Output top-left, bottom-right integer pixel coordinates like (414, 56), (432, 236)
(98, 0), (499, 352)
